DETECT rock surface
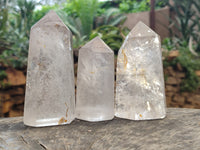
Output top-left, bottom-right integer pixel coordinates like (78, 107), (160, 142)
(3, 68), (26, 86)
(0, 108), (200, 150)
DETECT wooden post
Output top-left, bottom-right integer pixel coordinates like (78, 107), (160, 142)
(150, 0), (155, 30)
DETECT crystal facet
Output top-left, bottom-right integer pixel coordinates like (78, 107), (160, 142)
(115, 22), (166, 120)
(24, 11), (75, 127)
(76, 37), (114, 121)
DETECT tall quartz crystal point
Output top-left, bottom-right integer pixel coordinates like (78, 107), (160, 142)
(115, 21), (166, 120)
(24, 10), (75, 127)
(76, 37), (114, 122)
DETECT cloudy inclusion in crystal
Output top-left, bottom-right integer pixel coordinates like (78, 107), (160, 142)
(76, 37), (114, 122)
(24, 11), (75, 127)
(115, 22), (166, 120)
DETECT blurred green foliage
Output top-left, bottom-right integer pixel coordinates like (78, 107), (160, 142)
(33, 1), (126, 49)
(167, 0), (200, 53)
(162, 38), (176, 51)
(90, 25), (129, 54)
(96, 0), (167, 15)
(0, 70), (7, 80)
(95, 8), (127, 27)
(163, 39), (200, 92)
(0, 1), (8, 33)
(0, 0), (38, 69)
(118, 0), (167, 13)
(0, 0), (11, 53)
(162, 0), (200, 91)
(33, 5), (59, 24)
(119, 0), (150, 13)
(72, 0), (98, 37)
(0, 0), (128, 70)
(0, 0), (199, 93)
(175, 50), (200, 92)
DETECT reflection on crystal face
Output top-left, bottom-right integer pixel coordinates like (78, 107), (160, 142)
(23, 11), (75, 127)
(76, 37), (114, 122)
(115, 21), (166, 120)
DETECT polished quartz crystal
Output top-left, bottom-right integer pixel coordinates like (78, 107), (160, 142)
(24, 11), (75, 127)
(115, 21), (166, 120)
(76, 37), (114, 121)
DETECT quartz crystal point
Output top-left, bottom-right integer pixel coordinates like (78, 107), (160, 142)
(76, 37), (114, 121)
(115, 22), (166, 120)
(24, 10), (75, 127)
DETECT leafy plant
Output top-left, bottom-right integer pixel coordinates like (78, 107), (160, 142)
(119, 0), (151, 13)
(162, 38), (176, 51)
(167, 0), (200, 53)
(90, 25), (129, 54)
(155, 0), (168, 9)
(33, 5), (59, 24)
(0, 0), (9, 33)
(163, 44), (200, 92)
(162, 37), (188, 51)
(162, 0), (200, 92)
(56, 10), (87, 48)
(0, 0), (38, 68)
(58, 3), (127, 48)
(0, 0), (11, 54)
(95, 7), (127, 27)
(0, 70), (7, 80)
(0, 81), (10, 89)
(96, 1), (122, 16)
(177, 48), (200, 91)
(97, 0), (166, 15)
(69, 0), (99, 37)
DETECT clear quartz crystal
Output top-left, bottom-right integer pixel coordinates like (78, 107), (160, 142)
(115, 21), (166, 120)
(23, 10), (75, 127)
(76, 37), (114, 122)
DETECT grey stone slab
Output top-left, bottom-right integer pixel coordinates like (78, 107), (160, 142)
(0, 108), (200, 150)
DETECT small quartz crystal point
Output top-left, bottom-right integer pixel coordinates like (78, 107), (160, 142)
(24, 10), (75, 127)
(115, 21), (166, 120)
(76, 37), (114, 122)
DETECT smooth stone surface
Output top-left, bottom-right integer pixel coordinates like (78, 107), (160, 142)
(24, 10), (75, 127)
(115, 21), (166, 120)
(76, 37), (114, 122)
(0, 108), (200, 150)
